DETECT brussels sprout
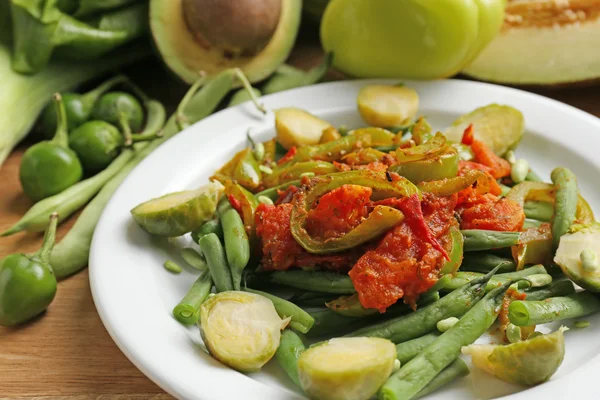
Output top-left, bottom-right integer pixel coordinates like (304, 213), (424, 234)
(554, 222), (600, 292)
(297, 337), (396, 400)
(199, 291), (289, 372)
(357, 85), (419, 128)
(130, 181), (224, 237)
(462, 326), (567, 386)
(444, 104), (524, 156)
(275, 108), (333, 150)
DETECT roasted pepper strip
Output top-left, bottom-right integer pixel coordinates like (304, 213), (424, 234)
(341, 148), (389, 165)
(290, 171), (419, 254)
(390, 146), (459, 184)
(211, 149), (246, 184)
(263, 161), (337, 188)
(289, 128), (395, 163)
(395, 132), (447, 163)
(506, 182), (594, 224)
(262, 139), (277, 165)
(511, 224), (553, 270)
(410, 117), (433, 145)
(440, 227), (464, 275)
(417, 169), (487, 197)
(233, 148), (262, 190)
(223, 180), (259, 235)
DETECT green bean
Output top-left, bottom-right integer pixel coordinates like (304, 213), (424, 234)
(459, 253), (516, 273)
(288, 291), (338, 307)
(346, 267), (500, 342)
(180, 248), (207, 270)
(268, 270), (355, 294)
(199, 233), (233, 292)
(441, 265), (547, 292)
(48, 70), (236, 278)
(523, 219), (542, 229)
(509, 291), (600, 326)
(243, 288), (315, 334)
(125, 100), (167, 143)
(262, 53), (332, 95)
(524, 201), (553, 222)
(523, 278), (576, 301)
(254, 180), (301, 201)
(308, 291), (441, 338)
(462, 230), (521, 252)
(413, 359), (470, 400)
(395, 333), (441, 364)
(550, 167), (579, 249)
(2, 149), (134, 236)
(275, 329), (305, 387)
(172, 269), (212, 325)
(217, 198), (233, 216)
(191, 219), (223, 244)
(221, 209), (250, 290)
(379, 280), (513, 400)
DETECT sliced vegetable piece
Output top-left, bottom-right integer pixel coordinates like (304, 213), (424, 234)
(297, 337), (397, 400)
(130, 181), (224, 237)
(199, 291), (289, 372)
(275, 107), (332, 150)
(554, 223), (600, 292)
(462, 327), (567, 386)
(357, 84), (419, 128)
(444, 104), (524, 156)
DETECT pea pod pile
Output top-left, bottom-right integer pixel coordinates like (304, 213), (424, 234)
(125, 83), (600, 399)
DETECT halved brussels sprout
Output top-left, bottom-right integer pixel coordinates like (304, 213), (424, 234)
(199, 291), (290, 372)
(444, 104), (524, 156)
(131, 181), (224, 237)
(297, 337), (396, 400)
(554, 223), (600, 292)
(275, 107), (333, 150)
(462, 327), (567, 386)
(357, 85), (419, 128)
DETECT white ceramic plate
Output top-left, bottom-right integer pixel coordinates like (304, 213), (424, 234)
(90, 79), (600, 400)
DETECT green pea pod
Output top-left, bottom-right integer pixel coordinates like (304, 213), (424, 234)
(262, 52), (333, 95)
(243, 288), (315, 334)
(11, 1), (148, 74)
(290, 170), (418, 254)
(3, 148), (133, 237)
(263, 161), (337, 188)
(390, 146), (459, 184)
(290, 127), (395, 163)
(233, 148), (262, 190)
(49, 70), (237, 278)
(221, 208), (250, 290)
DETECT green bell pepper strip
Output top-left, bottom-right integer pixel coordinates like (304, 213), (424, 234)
(172, 269), (212, 325)
(288, 127), (395, 164)
(233, 148), (262, 191)
(243, 288), (315, 334)
(440, 227), (463, 275)
(0, 213), (58, 327)
(461, 230), (521, 252)
(254, 180), (301, 202)
(506, 181), (594, 224)
(395, 132), (447, 163)
(263, 161), (337, 188)
(550, 167), (579, 249)
(341, 148), (388, 165)
(509, 291), (600, 326)
(417, 169), (486, 197)
(379, 280), (514, 400)
(275, 329), (306, 387)
(389, 146), (459, 184)
(409, 117), (433, 145)
(290, 171), (419, 254)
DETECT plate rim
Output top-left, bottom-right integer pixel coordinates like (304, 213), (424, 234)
(89, 78), (600, 400)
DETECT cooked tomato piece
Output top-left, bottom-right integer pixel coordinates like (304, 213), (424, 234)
(459, 196), (525, 231)
(470, 139), (511, 179)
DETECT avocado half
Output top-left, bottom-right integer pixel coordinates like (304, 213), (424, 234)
(463, 0), (600, 85)
(149, 0), (302, 84)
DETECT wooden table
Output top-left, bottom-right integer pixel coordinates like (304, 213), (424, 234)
(1, 42), (599, 398)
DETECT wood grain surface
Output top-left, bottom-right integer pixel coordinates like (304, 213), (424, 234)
(0, 41), (599, 399)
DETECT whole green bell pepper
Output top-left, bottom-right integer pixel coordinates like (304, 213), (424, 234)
(0, 213), (59, 327)
(290, 170), (419, 254)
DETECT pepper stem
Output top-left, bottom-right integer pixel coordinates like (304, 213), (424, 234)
(233, 68), (267, 114)
(35, 213), (59, 264)
(50, 93), (70, 148)
(176, 71), (207, 131)
(81, 75), (129, 110)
